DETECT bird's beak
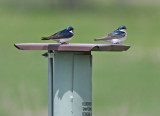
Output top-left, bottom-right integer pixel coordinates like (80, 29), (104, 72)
(71, 30), (74, 33)
(69, 29), (74, 33)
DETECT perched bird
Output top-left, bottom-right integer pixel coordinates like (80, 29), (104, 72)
(41, 26), (74, 44)
(94, 25), (127, 44)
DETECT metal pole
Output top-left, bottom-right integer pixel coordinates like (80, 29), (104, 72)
(54, 51), (92, 116)
(48, 50), (54, 116)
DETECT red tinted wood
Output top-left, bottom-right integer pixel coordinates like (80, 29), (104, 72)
(14, 43), (130, 51)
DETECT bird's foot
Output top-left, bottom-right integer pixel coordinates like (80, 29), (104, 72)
(61, 42), (68, 44)
(112, 42), (120, 44)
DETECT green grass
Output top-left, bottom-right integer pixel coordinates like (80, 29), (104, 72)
(1, 3), (160, 116)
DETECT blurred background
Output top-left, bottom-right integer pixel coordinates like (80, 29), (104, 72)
(1, 0), (160, 116)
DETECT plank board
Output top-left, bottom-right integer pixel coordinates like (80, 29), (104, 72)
(14, 43), (130, 51)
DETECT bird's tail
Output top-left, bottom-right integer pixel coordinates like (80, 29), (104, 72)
(41, 37), (50, 40)
(94, 38), (101, 41)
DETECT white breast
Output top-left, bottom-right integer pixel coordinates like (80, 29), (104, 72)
(56, 37), (72, 43)
(107, 36), (126, 44)
(118, 36), (126, 43)
(110, 31), (127, 44)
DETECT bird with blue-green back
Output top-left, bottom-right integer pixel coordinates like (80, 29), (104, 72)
(41, 26), (74, 44)
(94, 25), (127, 44)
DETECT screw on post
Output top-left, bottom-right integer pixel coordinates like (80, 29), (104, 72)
(42, 50), (54, 58)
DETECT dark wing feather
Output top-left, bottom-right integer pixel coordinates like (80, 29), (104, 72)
(49, 29), (73, 39)
(96, 31), (125, 41)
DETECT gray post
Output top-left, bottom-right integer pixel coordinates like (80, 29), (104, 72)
(54, 51), (92, 116)
(48, 50), (54, 116)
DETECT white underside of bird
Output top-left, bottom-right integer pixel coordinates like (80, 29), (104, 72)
(55, 37), (72, 43)
(106, 36), (126, 44)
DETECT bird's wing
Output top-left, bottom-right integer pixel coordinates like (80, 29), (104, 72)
(96, 31), (125, 41)
(49, 29), (73, 39)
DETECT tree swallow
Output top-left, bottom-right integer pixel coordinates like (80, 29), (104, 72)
(94, 25), (127, 44)
(41, 26), (74, 44)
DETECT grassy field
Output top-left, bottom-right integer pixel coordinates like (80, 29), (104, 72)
(1, 3), (160, 116)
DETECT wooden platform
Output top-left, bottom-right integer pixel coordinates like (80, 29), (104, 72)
(14, 43), (130, 51)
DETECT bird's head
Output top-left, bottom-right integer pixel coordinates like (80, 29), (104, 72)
(66, 26), (74, 33)
(118, 25), (127, 32)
